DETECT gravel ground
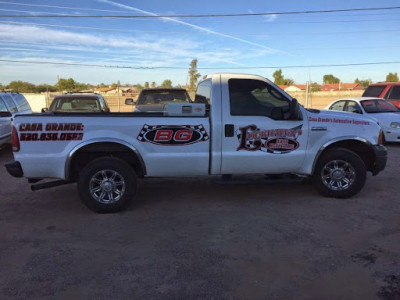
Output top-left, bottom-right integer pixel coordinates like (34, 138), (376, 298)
(1, 144), (400, 299)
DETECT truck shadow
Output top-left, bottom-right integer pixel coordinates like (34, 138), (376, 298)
(131, 175), (316, 211)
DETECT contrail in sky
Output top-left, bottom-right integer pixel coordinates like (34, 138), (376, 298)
(98, 0), (277, 52)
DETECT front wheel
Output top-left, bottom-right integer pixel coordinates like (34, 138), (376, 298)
(313, 148), (367, 198)
(78, 157), (137, 213)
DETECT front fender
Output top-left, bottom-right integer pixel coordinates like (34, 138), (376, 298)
(309, 136), (373, 175)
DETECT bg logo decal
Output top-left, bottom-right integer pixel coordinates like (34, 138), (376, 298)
(236, 124), (303, 154)
(137, 124), (209, 145)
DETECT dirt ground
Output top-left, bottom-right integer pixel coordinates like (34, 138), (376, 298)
(1, 144), (400, 299)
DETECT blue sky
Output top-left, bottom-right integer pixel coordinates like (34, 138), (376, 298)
(0, 0), (399, 86)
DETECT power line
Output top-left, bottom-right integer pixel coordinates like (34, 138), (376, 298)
(1, 59), (400, 69)
(1, 6), (400, 18)
(0, 8), (70, 15)
(0, 1), (130, 13)
(2, 18), (400, 33)
(2, 1), (399, 20)
(1, 21), (400, 36)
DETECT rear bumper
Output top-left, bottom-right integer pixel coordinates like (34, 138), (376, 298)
(5, 161), (23, 178)
(371, 145), (387, 175)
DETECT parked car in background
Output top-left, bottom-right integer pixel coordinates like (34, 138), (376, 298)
(126, 88), (191, 112)
(0, 92), (32, 148)
(362, 82), (400, 108)
(43, 94), (110, 113)
(326, 97), (400, 143)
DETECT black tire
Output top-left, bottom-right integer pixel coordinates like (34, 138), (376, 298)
(78, 157), (137, 213)
(312, 148), (367, 198)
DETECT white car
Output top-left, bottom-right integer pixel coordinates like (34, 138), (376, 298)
(326, 97), (400, 143)
(0, 93), (32, 148)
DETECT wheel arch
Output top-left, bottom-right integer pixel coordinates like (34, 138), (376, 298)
(311, 137), (376, 175)
(65, 138), (146, 181)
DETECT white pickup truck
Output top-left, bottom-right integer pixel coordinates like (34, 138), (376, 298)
(6, 73), (387, 213)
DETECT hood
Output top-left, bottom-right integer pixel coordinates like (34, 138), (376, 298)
(367, 112), (400, 127)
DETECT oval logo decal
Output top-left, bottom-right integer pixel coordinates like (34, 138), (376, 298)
(265, 138), (299, 153)
(137, 124), (209, 146)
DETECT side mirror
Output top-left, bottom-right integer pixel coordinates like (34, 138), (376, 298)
(271, 107), (283, 120)
(194, 94), (207, 104)
(41, 108), (48, 113)
(0, 111), (12, 117)
(125, 98), (136, 105)
(289, 98), (301, 120)
(103, 107), (110, 113)
(353, 109), (362, 114)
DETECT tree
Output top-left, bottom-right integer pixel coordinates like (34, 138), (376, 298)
(7, 81), (36, 93)
(323, 74), (340, 84)
(161, 79), (172, 88)
(188, 59), (201, 93)
(354, 78), (371, 89)
(133, 84), (144, 92)
(386, 72), (399, 82)
(144, 82), (150, 89)
(151, 81), (157, 88)
(310, 82), (321, 92)
(56, 78), (76, 92)
(284, 78), (294, 85)
(273, 69), (285, 85)
(35, 84), (57, 93)
(272, 69), (294, 85)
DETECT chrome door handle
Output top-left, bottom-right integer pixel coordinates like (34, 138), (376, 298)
(311, 126), (327, 131)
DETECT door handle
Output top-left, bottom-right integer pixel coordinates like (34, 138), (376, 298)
(311, 126), (327, 131)
(225, 124), (235, 137)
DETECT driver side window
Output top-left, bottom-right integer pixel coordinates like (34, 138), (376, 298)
(228, 79), (289, 118)
(345, 101), (362, 113)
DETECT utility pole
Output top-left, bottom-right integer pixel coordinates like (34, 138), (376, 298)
(305, 81), (310, 108)
(117, 80), (121, 112)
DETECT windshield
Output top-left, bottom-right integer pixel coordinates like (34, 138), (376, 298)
(362, 86), (385, 97)
(361, 99), (399, 113)
(50, 97), (101, 112)
(138, 90), (190, 105)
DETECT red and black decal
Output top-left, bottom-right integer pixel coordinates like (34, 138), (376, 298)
(265, 138), (299, 153)
(236, 124), (303, 154)
(137, 124), (209, 146)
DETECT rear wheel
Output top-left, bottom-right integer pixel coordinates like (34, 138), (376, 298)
(78, 157), (137, 213)
(313, 148), (366, 198)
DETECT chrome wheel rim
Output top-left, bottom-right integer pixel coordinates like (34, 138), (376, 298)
(89, 169), (126, 204)
(321, 160), (355, 191)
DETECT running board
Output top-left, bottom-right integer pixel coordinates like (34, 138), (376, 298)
(31, 180), (72, 191)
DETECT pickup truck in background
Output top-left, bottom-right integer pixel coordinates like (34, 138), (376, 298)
(6, 73), (387, 213)
(362, 82), (400, 108)
(127, 88), (191, 112)
(42, 93), (110, 113)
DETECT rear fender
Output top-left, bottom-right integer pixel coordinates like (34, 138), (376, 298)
(65, 137), (146, 180)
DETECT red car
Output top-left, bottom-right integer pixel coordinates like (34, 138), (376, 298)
(362, 82), (400, 108)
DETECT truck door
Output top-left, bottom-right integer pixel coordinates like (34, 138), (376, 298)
(220, 76), (308, 174)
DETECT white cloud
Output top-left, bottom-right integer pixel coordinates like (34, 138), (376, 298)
(0, 23), (251, 66)
(263, 14), (277, 22)
(98, 0), (278, 52)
